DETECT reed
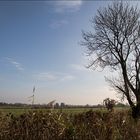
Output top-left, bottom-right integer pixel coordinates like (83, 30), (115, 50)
(0, 109), (140, 140)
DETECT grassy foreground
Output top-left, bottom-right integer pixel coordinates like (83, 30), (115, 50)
(0, 109), (140, 140)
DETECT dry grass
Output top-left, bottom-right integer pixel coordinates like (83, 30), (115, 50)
(0, 109), (140, 140)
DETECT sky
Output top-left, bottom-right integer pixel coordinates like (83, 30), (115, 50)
(0, 0), (138, 105)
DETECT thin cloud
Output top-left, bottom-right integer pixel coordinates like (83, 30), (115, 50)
(70, 64), (87, 71)
(50, 19), (68, 29)
(5, 57), (24, 71)
(54, 0), (83, 13)
(60, 75), (75, 81)
(34, 72), (57, 81)
(34, 71), (75, 82)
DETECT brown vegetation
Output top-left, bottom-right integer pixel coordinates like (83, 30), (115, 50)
(0, 110), (140, 140)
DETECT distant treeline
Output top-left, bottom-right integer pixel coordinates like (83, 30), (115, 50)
(0, 102), (128, 109)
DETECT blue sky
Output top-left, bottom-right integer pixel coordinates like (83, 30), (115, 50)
(1, 0), (134, 105)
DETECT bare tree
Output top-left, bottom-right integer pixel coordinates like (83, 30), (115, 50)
(82, 2), (140, 118)
(103, 98), (116, 112)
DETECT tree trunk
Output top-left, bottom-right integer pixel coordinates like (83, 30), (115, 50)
(132, 103), (140, 119)
(121, 64), (140, 119)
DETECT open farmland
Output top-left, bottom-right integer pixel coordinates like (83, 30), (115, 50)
(0, 107), (99, 116)
(0, 107), (128, 116)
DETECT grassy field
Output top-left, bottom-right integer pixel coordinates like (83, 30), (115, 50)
(0, 107), (128, 116)
(0, 107), (98, 116)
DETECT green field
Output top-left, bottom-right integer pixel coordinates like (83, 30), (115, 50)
(0, 108), (95, 115)
(0, 106), (128, 116)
